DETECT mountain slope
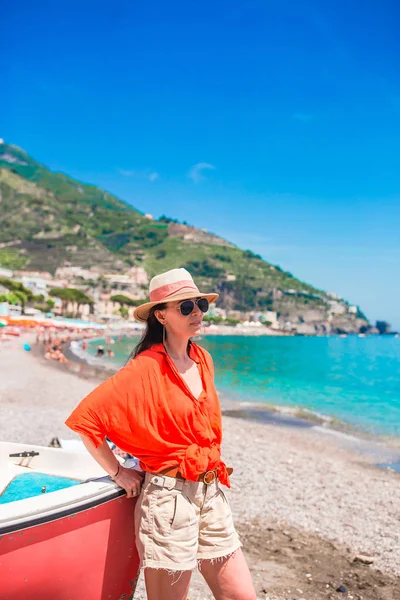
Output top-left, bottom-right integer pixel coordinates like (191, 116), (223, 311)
(0, 142), (368, 328)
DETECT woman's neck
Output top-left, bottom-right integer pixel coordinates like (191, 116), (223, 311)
(164, 336), (190, 361)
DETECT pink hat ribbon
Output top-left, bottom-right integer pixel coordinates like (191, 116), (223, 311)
(150, 279), (199, 302)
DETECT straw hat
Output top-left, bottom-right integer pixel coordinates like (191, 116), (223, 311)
(133, 267), (219, 322)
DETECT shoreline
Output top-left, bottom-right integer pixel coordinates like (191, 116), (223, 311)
(62, 334), (400, 474)
(1, 333), (400, 597)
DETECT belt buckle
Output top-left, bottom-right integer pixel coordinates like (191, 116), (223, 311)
(203, 470), (217, 485)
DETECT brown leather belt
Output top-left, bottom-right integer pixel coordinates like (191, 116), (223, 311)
(161, 465), (233, 484)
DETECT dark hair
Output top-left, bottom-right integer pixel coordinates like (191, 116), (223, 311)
(130, 303), (166, 359)
(130, 302), (194, 360)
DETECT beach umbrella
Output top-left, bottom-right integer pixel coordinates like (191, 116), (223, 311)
(0, 320), (6, 327)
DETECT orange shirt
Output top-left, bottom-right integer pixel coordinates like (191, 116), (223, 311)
(65, 342), (230, 487)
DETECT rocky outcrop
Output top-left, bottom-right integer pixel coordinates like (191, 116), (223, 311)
(167, 222), (234, 247)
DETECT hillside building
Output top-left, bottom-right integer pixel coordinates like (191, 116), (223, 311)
(0, 267), (13, 278)
(14, 274), (50, 297)
(55, 267), (99, 281)
(127, 266), (148, 285)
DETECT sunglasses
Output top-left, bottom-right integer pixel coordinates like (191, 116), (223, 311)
(176, 297), (209, 316)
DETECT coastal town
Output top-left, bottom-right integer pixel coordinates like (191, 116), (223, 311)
(0, 140), (394, 338)
(0, 264), (391, 336)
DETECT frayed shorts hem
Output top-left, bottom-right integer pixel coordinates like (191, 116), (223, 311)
(141, 559), (197, 572)
(140, 542), (242, 572)
(197, 541), (243, 563)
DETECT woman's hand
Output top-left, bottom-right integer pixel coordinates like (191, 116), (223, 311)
(77, 435), (143, 498)
(114, 467), (144, 498)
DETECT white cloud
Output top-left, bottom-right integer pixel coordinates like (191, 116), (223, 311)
(148, 171), (159, 182)
(118, 169), (136, 176)
(118, 169), (159, 182)
(188, 162), (216, 183)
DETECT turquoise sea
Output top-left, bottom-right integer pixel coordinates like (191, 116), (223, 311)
(86, 335), (400, 438)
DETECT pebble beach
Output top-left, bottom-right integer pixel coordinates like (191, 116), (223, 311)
(1, 336), (399, 600)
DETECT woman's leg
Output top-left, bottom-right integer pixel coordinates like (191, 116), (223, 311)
(199, 548), (256, 600)
(144, 567), (192, 600)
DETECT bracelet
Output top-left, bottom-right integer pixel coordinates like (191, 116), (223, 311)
(111, 463), (120, 481)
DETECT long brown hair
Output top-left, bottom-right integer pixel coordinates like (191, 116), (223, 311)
(130, 303), (166, 359)
(130, 302), (194, 360)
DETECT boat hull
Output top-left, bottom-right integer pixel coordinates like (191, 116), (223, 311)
(0, 491), (140, 600)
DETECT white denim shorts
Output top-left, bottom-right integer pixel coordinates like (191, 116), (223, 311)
(134, 471), (242, 572)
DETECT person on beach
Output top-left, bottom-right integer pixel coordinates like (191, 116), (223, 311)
(65, 267), (256, 600)
(96, 344), (105, 357)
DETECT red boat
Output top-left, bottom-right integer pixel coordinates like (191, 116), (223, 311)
(0, 442), (140, 600)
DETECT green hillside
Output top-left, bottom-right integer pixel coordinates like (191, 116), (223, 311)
(0, 142), (365, 322)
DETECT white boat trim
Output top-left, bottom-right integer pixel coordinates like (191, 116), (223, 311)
(0, 441), (129, 535)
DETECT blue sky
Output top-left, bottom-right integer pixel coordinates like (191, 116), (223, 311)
(3, 0), (400, 328)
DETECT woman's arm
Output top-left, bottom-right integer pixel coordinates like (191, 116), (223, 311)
(80, 434), (143, 498)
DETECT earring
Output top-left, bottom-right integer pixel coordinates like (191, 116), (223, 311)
(162, 324), (166, 345)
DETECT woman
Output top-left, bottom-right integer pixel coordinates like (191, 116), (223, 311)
(65, 267), (256, 600)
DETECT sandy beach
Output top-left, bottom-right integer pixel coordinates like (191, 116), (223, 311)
(1, 336), (399, 600)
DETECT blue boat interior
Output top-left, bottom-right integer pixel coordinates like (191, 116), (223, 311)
(0, 472), (81, 504)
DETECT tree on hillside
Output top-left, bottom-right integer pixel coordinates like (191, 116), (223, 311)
(45, 298), (55, 311)
(32, 293), (45, 303)
(0, 292), (21, 306)
(49, 288), (94, 317)
(0, 278), (33, 301)
(13, 291), (28, 314)
(73, 289), (94, 316)
(0, 291), (27, 313)
(159, 215), (179, 224)
(110, 294), (141, 307)
(49, 288), (72, 315)
(118, 306), (129, 319)
(184, 260), (224, 279)
(243, 249), (262, 260)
